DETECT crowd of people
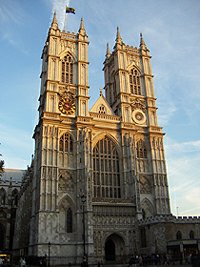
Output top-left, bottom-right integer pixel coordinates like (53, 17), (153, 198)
(0, 256), (10, 266)
(128, 251), (200, 266)
(1, 252), (200, 267)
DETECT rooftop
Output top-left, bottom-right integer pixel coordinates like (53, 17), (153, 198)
(0, 168), (25, 183)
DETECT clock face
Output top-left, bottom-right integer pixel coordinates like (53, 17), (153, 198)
(58, 95), (76, 115)
(132, 109), (146, 124)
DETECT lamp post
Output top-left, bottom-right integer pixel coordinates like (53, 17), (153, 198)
(48, 242), (51, 267)
(81, 194), (86, 258)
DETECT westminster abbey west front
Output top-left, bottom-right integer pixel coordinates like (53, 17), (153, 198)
(13, 12), (200, 266)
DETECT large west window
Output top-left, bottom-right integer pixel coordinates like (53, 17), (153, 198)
(93, 137), (121, 199)
(61, 55), (73, 84)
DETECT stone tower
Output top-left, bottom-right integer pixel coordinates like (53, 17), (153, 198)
(29, 13), (91, 261)
(103, 30), (171, 217)
(27, 14), (171, 264)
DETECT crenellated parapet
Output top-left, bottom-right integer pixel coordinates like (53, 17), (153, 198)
(175, 215), (200, 223)
(138, 214), (200, 226)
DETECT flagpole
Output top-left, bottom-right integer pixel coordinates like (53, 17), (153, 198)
(63, 13), (67, 31)
(64, 3), (75, 32)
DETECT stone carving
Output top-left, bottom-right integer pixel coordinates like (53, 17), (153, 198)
(58, 170), (74, 191)
(60, 40), (75, 54)
(140, 176), (152, 194)
(131, 98), (146, 112)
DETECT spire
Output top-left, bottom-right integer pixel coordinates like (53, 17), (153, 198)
(140, 33), (149, 51)
(78, 17), (86, 35)
(106, 43), (111, 58)
(51, 12), (58, 30)
(114, 26), (123, 50)
(100, 88), (103, 96)
(140, 33), (145, 46)
(116, 26), (122, 44)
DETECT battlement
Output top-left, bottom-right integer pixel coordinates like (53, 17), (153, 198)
(139, 214), (200, 226)
(0, 179), (21, 186)
(61, 31), (77, 40)
(125, 44), (138, 49)
(175, 215), (200, 223)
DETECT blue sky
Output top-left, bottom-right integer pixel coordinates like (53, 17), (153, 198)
(0, 0), (200, 216)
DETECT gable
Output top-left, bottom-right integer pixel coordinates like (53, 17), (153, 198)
(90, 92), (114, 115)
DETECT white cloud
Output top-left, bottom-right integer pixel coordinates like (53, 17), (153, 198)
(166, 140), (200, 154)
(0, 123), (34, 169)
(157, 102), (177, 127)
(1, 32), (29, 54)
(185, 188), (200, 206)
(165, 138), (200, 216)
(0, 0), (25, 25)
(52, 0), (71, 30)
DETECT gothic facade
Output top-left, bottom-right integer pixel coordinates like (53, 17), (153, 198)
(0, 169), (22, 253)
(13, 14), (200, 265)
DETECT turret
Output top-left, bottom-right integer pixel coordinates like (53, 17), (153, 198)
(114, 27), (123, 50)
(51, 12), (58, 30)
(106, 43), (111, 59)
(139, 33), (150, 56)
(78, 17), (87, 37)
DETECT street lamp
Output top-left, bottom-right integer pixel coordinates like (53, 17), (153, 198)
(81, 194), (86, 258)
(48, 242), (51, 267)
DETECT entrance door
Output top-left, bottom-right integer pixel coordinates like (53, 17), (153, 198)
(105, 239), (115, 261)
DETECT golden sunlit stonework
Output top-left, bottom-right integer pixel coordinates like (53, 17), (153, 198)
(11, 13), (200, 265)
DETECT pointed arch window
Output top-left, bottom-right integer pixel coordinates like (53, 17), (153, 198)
(189, 230), (194, 239)
(113, 77), (117, 100)
(0, 189), (6, 205)
(93, 137), (121, 199)
(12, 189), (18, 206)
(176, 231), (182, 240)
(129, 68), (141, 95)
(98, 104), (106, 114)
(142, 209), (146, 220)
(61, 55), (73, 84)
(136, 140), (147, 158)
(66, 208), (73, 233)
(59, 133), (73, 153)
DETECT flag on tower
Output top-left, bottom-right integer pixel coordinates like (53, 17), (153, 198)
(66, 6), (75, 14)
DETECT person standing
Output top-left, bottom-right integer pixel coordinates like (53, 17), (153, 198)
(20, 257), (26, 267)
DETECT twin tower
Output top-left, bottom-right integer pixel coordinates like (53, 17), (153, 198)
(14, 13), (171, 264)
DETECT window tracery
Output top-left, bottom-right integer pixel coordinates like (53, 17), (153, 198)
(98, 104), (106, 114)
(189, 230), (194, 239)
(136, 140), (147, 158)
(140, 176), (151, 194)
(93, 137), (121, 199)
(61, 55), (73, 84)
(129, 68), (141, 95)
(59, 133), (73, 153)
(176, 231), (182, 240)
(0, 189), (6, 205)
(12, 189), (18, 206)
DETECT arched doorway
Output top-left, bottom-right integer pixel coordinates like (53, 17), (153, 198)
(105, 239), (115, 261)
(104, 234), (125, 263)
